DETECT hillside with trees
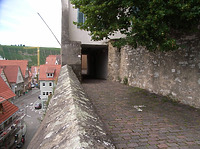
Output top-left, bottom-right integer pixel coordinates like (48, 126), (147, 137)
(0, 45), (61, 67)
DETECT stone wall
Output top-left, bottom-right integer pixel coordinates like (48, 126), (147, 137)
(61, 41), (82, 81)
(28, 65), (115, 149)
(108, 37), (200, 108)
(61, 0), (82, 81)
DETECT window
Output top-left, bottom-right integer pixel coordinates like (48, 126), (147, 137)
(43, 92), (45, 95)
(47, 73), (53, 78)
(77, 9), (85, 27)
(49, 82), (52, 87)
(46, 92), (49, 95)
(43, 83), (45, 87)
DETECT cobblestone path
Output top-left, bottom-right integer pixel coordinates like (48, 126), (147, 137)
(82, 79), (200, 149)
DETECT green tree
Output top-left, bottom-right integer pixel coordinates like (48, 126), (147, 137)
(71, 0), (200, 51)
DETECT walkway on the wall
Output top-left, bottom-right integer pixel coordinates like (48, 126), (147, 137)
(82, 79), (200, 149)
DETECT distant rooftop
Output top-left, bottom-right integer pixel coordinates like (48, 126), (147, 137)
(0, 60), (28, 78)
(0, 76), (16, 100)
(39, 64), (61, 81)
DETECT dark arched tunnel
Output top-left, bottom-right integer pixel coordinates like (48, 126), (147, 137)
(81, 44), (108, 80)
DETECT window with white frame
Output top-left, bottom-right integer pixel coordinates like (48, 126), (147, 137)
(43, 82), (45, 87)
(43, 92), (45, 95)
(49, 82), (52, 87)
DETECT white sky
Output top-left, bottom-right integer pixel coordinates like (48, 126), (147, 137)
(0, 0), (61, 48)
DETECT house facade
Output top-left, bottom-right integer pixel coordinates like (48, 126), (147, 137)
(0, 76), (25, 148)
(2, 66), (24, 97)
(0, 60), (30, 93)
(39, 64), (61, 108)
(61, 0), (123, 80)
(40, 80), (54, 98)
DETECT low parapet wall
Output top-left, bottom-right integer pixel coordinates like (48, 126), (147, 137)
(108, 37), (200, 108)
(28, 65), (115, 149)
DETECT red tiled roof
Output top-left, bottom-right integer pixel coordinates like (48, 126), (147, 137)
(39, 64), (61, 81)
(2, 65), (20, 83)
(0, 60), (28, 78)
(47, 67), (55, 73)
(46, 55), (57, 65)
(0, 97), (6, 104)
(0, 100), (19, 124)
(0, 76), (16, 99)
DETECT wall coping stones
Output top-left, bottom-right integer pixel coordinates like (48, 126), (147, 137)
(28, 65), (115, 149)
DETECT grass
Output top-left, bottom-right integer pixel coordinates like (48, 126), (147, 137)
(128, 87), (145, 93)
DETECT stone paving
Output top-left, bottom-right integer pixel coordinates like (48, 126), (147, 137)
(82, 79), (200, 149)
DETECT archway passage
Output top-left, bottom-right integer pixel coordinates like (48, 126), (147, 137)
(81, 44), (108, 80)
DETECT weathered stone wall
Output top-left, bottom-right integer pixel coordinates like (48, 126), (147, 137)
(61, 0), (82, 81)
(108, 37), (200, 108)
(61, 41), (82, 80)
(28, 65), (115, 149)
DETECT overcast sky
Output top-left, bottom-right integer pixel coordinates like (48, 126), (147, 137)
(0, 0), (61, 48)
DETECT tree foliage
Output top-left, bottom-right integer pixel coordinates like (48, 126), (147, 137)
(71, 0), (200, 51)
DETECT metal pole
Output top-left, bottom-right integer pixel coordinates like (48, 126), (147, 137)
(37, 13), (61, 46)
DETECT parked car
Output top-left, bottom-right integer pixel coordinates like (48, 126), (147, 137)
(34, 103), (42, 109)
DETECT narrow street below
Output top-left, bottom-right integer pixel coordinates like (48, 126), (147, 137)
(13, 88), (42, 149)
